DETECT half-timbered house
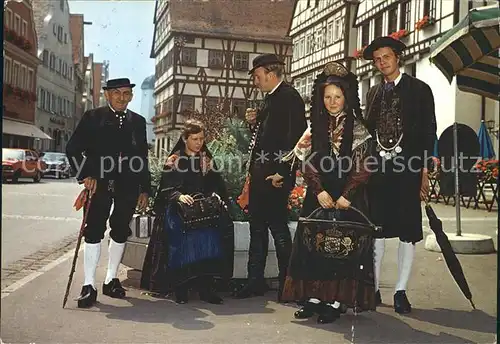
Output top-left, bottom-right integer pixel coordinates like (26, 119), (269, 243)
(288, 0), (359, 117)
(150, 0), (295, 158)
(354, 0), (498, 150)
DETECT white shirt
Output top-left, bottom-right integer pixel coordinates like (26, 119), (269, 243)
(386, 71), (403, 86)
(268, 80), (283, 95)
(108, 104), (128, 113)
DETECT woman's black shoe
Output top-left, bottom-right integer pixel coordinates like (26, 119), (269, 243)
(76, 285), (97, 308)
(175, 289), (189, 304)
(317, 304), (341, 324)
(199, 290), (223, 304)
(294, 300), (318, 319)
(375, 290), (382, 305)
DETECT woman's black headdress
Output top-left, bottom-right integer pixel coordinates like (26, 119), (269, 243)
(166, 136), (214, 161)
(309, 62), (363, 165)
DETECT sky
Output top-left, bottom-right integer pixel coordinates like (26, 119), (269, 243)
(68, 0), (156, 113)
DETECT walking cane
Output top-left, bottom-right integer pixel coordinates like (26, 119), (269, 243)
(62, 189), (93, 308)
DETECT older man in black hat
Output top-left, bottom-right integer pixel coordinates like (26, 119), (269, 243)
(234, 53), (307, 300)
(362, 37), (437, 314)
(66, 78), (151, 308)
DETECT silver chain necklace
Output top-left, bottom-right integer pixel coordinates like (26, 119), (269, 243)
(375, 130), (403, 160)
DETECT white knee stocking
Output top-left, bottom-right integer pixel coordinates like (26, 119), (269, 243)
(83, 242), (101, 289)
(395, 241), (415, 292)
(373, 239), (385, 292)
(105, 239), (125, 284)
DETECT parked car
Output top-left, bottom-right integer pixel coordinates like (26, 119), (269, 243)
(2, 148), (46, 183)
(40, 151), (72, 179)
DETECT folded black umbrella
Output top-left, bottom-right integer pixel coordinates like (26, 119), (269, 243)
(424, 202), (476, 309)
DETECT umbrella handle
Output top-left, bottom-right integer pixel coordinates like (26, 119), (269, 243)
(306, 206), (381, 232)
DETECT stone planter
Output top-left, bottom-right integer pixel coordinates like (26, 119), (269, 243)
(121, 221), (299, 279)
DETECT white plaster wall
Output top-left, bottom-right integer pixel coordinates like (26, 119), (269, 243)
(197, 49), (208, 67)
(485, 98), (499, 157)
(416, 56), (456, 138)
(140, 88), (155, 144)
(454, 87), (483, 133)
(183, 83), (202, 96)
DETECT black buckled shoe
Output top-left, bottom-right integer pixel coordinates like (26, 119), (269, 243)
(375, 290), (382, 305)
(76, 284), (97, 308)
(394, 290), (411, 314)
(317, 303), (341, 324)
(199, 290), (223, 304)
(175, 289), (188, 304)
(102, 278), (126, 299)
(294, 301), (318, 319)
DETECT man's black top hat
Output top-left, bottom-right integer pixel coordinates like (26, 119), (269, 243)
(248, 53), (285, 75)
(362, 36), (406, 60)
(102, 78), (136, 90)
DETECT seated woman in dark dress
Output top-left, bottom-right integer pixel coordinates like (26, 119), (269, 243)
(140, 119), (234, 304)
(281, 62), (376, 323)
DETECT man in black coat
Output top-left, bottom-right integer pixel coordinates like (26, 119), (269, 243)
(66, 78), (151, 308)
(234, 54), (307, 300)
(363, 37), (437, 314)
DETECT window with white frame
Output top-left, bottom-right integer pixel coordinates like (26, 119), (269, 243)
(5, 9), (12, 28)
(20, 66), (26, 90)
(298, 37), (304, 58)
(57, 26), (63, 42)
(300, 78), (306, 97)
(306, 75), (313, 96)
(327, 21), (334, 45)
(22, 20), (27, 37)
(305, 33), (311, 55)
(234, 52), (249, 70)
(14, 14), (21, 33)
(4, 58), (12, 84)
(334, 18), (341, 41)
(294, 78), (301, 91)
(45, 91), (50, 112)
(308, 34), (314, 54)
(27, 69), (34, 92)
(51, 94), (56, 112)
(315, 28), (323, 50)
(42, 50), (49, 66)
(13, 62), (20, 87)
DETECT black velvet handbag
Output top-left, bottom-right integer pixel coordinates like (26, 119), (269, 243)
(177, 193), (222, 231)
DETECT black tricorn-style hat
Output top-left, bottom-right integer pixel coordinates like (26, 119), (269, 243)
(102, 78), (136, 90)
(248, 53), (285, 75)
(362, 36), (406, 60)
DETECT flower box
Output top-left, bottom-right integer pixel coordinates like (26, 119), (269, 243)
(415, 16), (436, 31)
(353, 46), (367, 60)
(4, 26), (32, 52)
(474, 159), (499, 182)
(389, 29), (409, 41)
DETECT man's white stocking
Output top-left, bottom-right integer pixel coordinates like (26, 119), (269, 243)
(395, 241), (415, 292)
(105, 239), (125, 284)
(83, 242), (101, 289)
(373, 239), (385, 292)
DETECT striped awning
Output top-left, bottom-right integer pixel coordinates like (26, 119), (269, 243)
(429, 5), (500, 100)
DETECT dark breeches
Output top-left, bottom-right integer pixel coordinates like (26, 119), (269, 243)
(83, 179), (140, 244)
(247, 217), (292, 282)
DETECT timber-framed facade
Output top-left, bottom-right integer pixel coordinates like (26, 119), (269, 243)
(150, 0), (295, 158)
(288, 0), (359, 116)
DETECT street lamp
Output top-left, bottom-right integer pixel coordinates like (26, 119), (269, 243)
(485, 119), (499, 139)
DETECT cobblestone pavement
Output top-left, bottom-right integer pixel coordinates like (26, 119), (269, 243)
(1, 178), (82, 290)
